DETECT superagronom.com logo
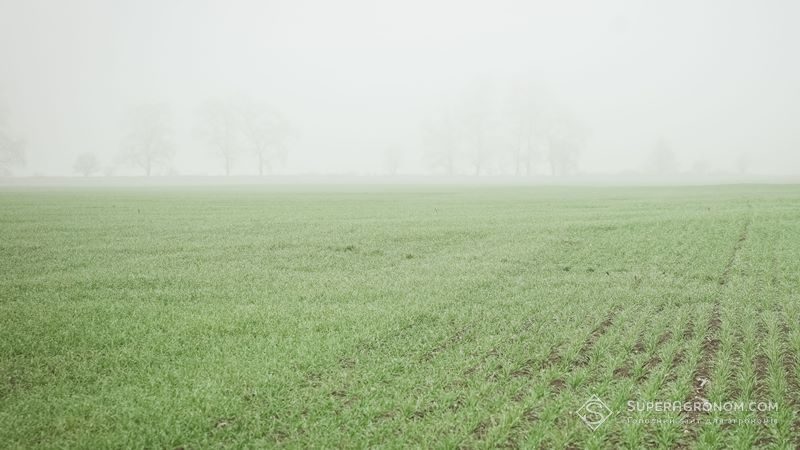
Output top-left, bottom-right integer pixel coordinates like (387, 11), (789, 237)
(574, 394), (614, 431)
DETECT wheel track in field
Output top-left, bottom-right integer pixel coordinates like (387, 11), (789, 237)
(544, 307), (621, 391)
(753, 315), (770, 404)
(461, 313), (565, 444)
(574, 308), (620, 367)
(718, 213), (751, 286)
(413, 304), (611, 432)
(680, 213), (750, 446)
(421, 324), (473, 362)
(462, 316), (537, 377)
(460, 313), (553, 445)
(405, 314), (541, 424)
(664, 320), (695, 384)
(459, 306), (621, 448)
(498, 307), (622, 449)
(752, 314), (775, 447)
(613, 328), (673, 382)
(779, 315), (800, 446)
(769, 227), (800, 446)
(725, 330), (744, 402)
(300, 314), (476, 422)
(679, 302), (722, 446)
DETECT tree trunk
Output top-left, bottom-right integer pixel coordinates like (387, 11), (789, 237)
(258, 153), (264, 176)
(525, 136), (532, 176)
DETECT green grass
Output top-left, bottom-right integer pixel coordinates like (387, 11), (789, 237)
(1, 185), (798, 448)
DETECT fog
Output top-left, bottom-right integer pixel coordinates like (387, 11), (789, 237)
(1, 0), (799, 178)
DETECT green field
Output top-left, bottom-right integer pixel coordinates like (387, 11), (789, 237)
(1, 185), (798, 448)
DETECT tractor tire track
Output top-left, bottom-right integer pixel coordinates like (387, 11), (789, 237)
(422, 324), (472, 362)
(681, 303), (722, 445)
(574, 308), (620, 367)
(681, 214), (749, 446)
(779, 316), (800, 446)
(719, 215), (751, 286)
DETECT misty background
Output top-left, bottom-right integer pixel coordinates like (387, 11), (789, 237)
(0, 0), (798, 178)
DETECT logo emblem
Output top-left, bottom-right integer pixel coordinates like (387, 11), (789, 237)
(575, 394), (613, 431)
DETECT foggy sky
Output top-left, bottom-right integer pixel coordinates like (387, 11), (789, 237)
(1, 0), (798, 176)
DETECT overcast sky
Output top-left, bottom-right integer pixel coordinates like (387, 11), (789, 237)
(1, 0), (798, 176)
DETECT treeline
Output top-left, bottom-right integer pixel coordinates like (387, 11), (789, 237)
(421, 82), (587, 176)
(0, 84), (751, 177)
(81, 98), (290, 177)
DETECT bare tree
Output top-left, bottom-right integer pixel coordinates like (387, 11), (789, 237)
(649, 137), (678, 175)
(383, 145), (402, 175)
(197, 99), (240, 176)
(507, 83), (544, 176)
(510, 110), (535, 176)
(546, 114), (587, 176)
(736, 152), (750, 175)
(237, 99), (290, 176)
(459, 84), (493, 176)
(119, 104), (174, 176)
(422, 110), (460, 175)
(73, 152), (99, 177)
(462, 108), (489, 175)
(0, 106), (25, 176)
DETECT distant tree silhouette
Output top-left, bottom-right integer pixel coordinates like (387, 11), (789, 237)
(236, 99), (290, 176)
(119, 104), (174, 176)
(197, 99), (241, 176)
(0, 106), (25, 176)
(383, 146), (402, 175)
(422, 110), (460, 175)
(736, 152), (750, 175)
(649, 137), (678, 175)
(546, 114), (587, 176)
(460, 86), (492, 176)
(73, 152), (99, 177)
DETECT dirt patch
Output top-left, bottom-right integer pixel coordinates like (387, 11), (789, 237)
(510, 360), (534, 378)
(376, 410), (396, 421)
(215, 418), (233, 429)
(613, 366), (632, 379)
(683, 320), (695, 339)
(549, 378), (566, 392)
(540, 347), (562, 370)
(645, 356), (662, 371)
(657, 331), (673, 347)
(473, 420), (490, 439)
(754, 355), (770, 398)
(522, 408), (539, 423)
(410, 405), (436, 420)
(448, 396), (465, 412)
(637, 356), (663, 382)
(702, 338), (721, 354)
(671, 350), (685, 368)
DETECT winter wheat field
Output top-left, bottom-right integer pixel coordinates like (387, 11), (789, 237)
(0, 184), (798, 449)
